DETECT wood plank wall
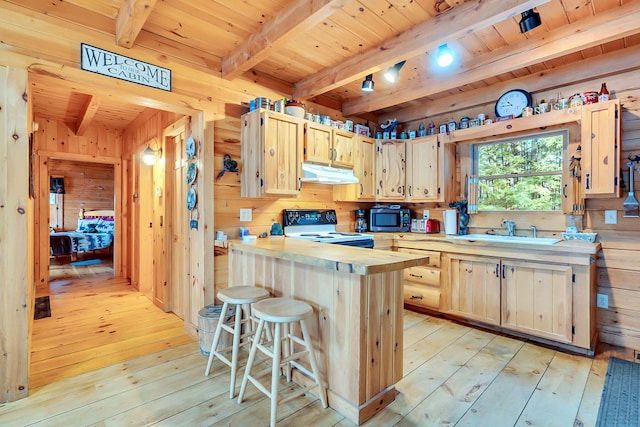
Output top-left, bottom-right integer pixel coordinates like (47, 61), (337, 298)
(47, 159), (114, 230)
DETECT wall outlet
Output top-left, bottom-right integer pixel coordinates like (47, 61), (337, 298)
(596, 293), (609, 309)
(605, 210), (617, 224)
(423, 210), (430, 219)
(239, 208), (252, 222)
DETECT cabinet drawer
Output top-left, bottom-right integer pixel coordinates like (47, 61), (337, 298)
(404, 283), (440, 310)
(404, 266), (440, 287)
(397, 248), (440, 267)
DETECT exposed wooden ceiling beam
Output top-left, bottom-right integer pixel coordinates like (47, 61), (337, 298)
(75, 95), (101, 136)
(115, 0), (158, 49)
(292, 0), (550, 101)
(343, 0), (640, 116)
(221, 0), (347, 81)
(381, 44), (640, 125)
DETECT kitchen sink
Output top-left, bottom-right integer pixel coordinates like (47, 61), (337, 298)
(452, 234), (560, 245)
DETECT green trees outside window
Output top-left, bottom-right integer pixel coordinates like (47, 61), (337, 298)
(474, 131), (566, 211)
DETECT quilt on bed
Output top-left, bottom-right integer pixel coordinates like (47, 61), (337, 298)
(50, 216), (114, 255)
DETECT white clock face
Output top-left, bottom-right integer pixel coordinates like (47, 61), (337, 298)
(496, 90), (531, 118)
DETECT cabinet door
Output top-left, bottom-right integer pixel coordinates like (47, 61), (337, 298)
(356, 136), (376, 199)
(304, 122), (332, 165)
(407, 135), (439, 202)
(449, 254), (501, 325)
(581, 100), (620, 198)
(332, 129), (355, 168)
(501, 260), (573, 344)
(263, 112), (303, 196)
(376, 140), (406, 200)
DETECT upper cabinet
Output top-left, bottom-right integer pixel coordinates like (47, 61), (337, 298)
(304, 122), (355, 169)
(376, 139), (406, 200)
(333, 135), (377, 201)
(581, 100), (621, 198)
(376, 135), (455, 202)
(241, 109), (303, 198)
(406, 135), (456, 203)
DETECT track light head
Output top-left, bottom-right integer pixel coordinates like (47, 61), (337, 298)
(519, 8), (541, 33)
(361, 74), (375, 92)
(383, 61), (406, 83)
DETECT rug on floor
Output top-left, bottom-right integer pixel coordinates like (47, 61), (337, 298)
(34, 296), (51, 320)
(596, 356), (640, 427)
(70, 258), (102, 266)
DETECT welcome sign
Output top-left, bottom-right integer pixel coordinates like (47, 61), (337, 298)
(80, 43), (172, 92)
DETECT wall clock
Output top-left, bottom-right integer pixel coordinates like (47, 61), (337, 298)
(495, 89), (532, 118)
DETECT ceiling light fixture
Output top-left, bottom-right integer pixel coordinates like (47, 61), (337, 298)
(361, 74), (375, 92)
(519, 8), (541, 33)
(436, 44), (454, 67)
(383, 61), (406, 83)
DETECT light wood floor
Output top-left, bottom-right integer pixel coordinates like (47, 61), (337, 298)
(3, 262), (635, 426)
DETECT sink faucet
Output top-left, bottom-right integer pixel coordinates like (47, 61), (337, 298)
(530, 225), (537, 238)
(502, 220), (515, 236)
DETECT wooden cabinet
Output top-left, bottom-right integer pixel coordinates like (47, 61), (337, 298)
(581, 100), (621, 198)
(406, 135), (455, 202)
(501, 260), (573, 344)
(304, 122), (355, 168)
(335, 136), (377, 201)
(241, 109), (303, 197)
(449, 254), (501, 325)
(376, 139), (406, 200)
(398, 247), (442, 311)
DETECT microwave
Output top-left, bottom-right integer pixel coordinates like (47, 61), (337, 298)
(369, 207), (411, 232)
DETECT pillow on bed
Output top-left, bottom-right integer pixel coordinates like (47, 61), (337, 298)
(76, 218), (101, 233)
(96, 218), (115, 234)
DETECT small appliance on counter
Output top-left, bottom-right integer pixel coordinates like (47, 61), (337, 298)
(369, 205), (411, 232)
(411, 218), (440, 234)
(355, 209), (368, 233)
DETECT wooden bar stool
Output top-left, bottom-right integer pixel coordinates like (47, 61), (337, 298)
(204, 286), (270, 398)
(237, 297), (328, 427)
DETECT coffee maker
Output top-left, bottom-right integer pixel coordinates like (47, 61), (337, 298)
(355, 209), (368, 232)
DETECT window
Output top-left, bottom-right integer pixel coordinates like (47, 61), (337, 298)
(473, 131), (566, 211)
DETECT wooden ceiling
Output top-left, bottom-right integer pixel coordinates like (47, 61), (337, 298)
(10, 0), (640, 130)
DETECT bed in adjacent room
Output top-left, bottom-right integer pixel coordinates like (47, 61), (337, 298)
(50, 209), (115, 260)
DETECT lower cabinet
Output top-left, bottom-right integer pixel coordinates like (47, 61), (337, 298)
(449, 254), (501, 326)
(501, 260), (573, 344)
(398, 248), (442, 310)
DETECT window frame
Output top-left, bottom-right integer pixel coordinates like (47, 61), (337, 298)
(471, 129), (568, 212)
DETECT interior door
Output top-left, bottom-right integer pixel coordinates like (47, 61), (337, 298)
(138, 161), (154, 299)
(170, 131), (188, 319)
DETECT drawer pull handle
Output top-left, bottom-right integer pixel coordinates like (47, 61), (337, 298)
(410, 274), (423, 279)
(410, 295), (423, 300)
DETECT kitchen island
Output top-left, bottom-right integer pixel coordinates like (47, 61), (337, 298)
(227, 238), (429, 425)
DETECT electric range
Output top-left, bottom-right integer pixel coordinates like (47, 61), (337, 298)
(283, 209), (374, 248)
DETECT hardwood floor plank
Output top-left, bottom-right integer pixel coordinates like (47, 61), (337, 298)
(456, 342), (556, 426)
(402, 315), (446, 349)
(515, 352), (593, 426)
(403, 321), (470, 375)
(400, 335), (525, 425)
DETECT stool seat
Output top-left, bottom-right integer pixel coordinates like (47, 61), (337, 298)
(218, 286), (270, 305)
(251, 297), (313, 323)
(238, 297), (328, 427)
(204, 286), (270, 399)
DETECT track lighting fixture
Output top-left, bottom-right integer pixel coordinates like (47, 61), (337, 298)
(383, 61), (406, 83)
(361, 74), (375, 92)
(519, 8), (541, 33)
(436, 44), (454, 67)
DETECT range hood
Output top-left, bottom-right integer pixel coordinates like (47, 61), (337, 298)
(300, 163), (359, 185)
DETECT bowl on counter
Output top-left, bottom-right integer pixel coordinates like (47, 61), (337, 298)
(285, 100), (305, 118)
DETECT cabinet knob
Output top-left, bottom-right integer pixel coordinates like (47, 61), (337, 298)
(269, 148), (275, 157)
(409, 273), (423, 279)
(585, 173), (590, 190)
(410, 295), (423, 300)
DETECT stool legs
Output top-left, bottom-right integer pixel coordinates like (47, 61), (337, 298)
(229, 302), (243, 398)
(237, 318), (266, 405)
(270, 322), (282, 427)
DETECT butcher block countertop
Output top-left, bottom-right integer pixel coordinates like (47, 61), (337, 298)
(228, 237), (429, 275)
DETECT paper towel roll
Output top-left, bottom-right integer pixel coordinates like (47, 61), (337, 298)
(444, 209), (458, 235)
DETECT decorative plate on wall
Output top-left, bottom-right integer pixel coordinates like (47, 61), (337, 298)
(186, 162), (197, 185)
(186, 136), (196, 159)
(186, 188), (197, 211)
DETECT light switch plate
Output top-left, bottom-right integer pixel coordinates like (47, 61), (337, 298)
(596, 293), (609, 309)
(423, 210), (430, 219)
(604, 210), (617, 224)
(240, 208), (252, 222)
